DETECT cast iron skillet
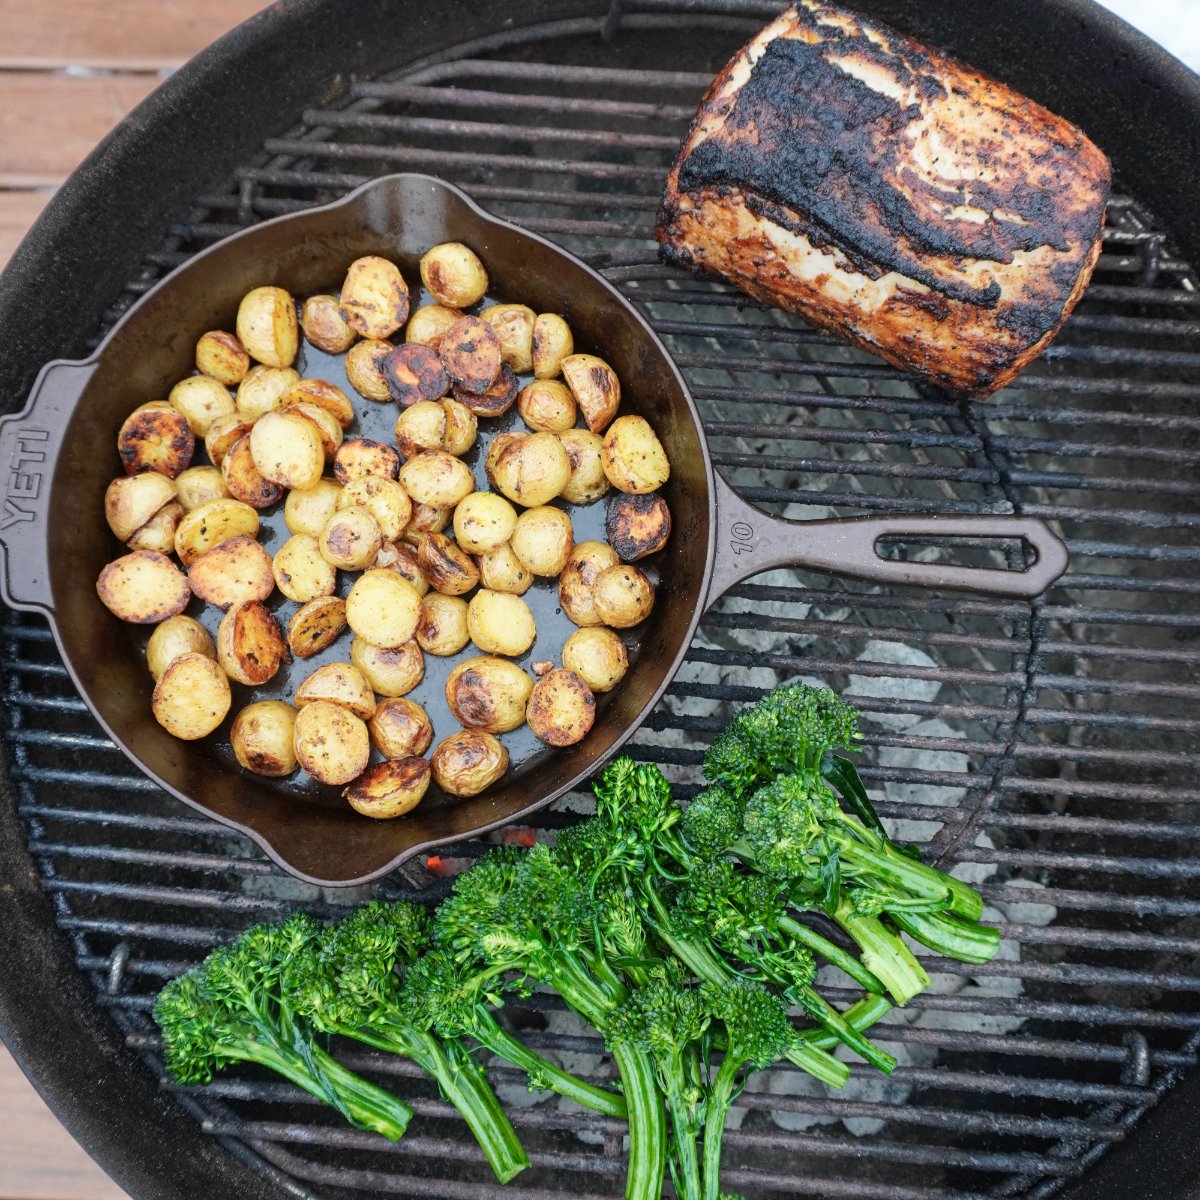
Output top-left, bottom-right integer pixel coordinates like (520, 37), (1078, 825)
(0, 173), (1067, 886)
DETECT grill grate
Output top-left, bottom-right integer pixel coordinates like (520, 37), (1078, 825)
(7, 6), (1200, 1198)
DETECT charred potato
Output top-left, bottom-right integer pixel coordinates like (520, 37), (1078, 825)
(398, 451), (474, 509)
(249, 409), (325, 490)
(415, 592), (470, 656)
(351, 636), (424, 697)
(97, 550), (190, 624)
(345, 757), (431, 819)
(558, 540), (620, 626)
(477, 542), (534, 596)
(205, 412), (256, 467)
(557, 428), (610, 505)
(169, 375), (236, 437)
(383, 343), (449, 406)
(592, 563), (655, 628)
(526, 668), (596, 747)
(516, 380), (576, 434)
(196, 330), (251, 386)
(188, 534), (275, 609)
(511, 506), (574, 577)
(562, 353), (620, 434)
(467, 590), (536, 657)
(127, 501), (184, 554)
(152, 652), (231, 740)
(394, 400), (445, 459)
(491, 431), (571, 508)
(403, 502), (452, 545)
(339, 255), (410, 339)
(118, 402), (194, 478)
(273, 533), (337, 603)
(174, 465), (230, 511)
(319, 506), (383, 571)
(601, 415), (670, 494)
(431, 730), (508, 798)
(221, 433), (284, 509)
(562, 626), (629, 693)
(481, 303), (535, 374)
(236, 365), (300, 421)
(454, 363), (518, 418)
(417, 532), (480, 596)
(445, 656), (532, 734)
(607, 492), (671, 560)
(345, 338), (395, 402)
(453, 491), (517, 555)
(405, 303), (462, 349)
(280, 378), (355, 428)
(287, 595), (348, 659)
(301, 294), (356, 354)
(217, 600), (289, 685)
(293, 700), (370, 786)
(419, 242), (488, 308)
(288, 401), (344, 461)
(440, 397), (477, 456)
(337, 474), (411, 542)
(532, 313), (574, 379)
(369, 697), (434, 759)
(232, 701), (299, 777)
(485, 432), (526, 488)
(375, 540), (429, 596)
(345, 568), (422, 647)
(174, 498), (259, 566)
(236, 285), (299, 368)
(285, 478), (343, 538)
(295, 661), (376, 719)
(439, 316), (502, 394)
(335, 437), (401, 484)
(146, 615), (216, 681)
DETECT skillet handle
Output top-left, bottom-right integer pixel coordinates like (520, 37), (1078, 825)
(0, 358), (97, 615)
(704, 470), (1068, 610)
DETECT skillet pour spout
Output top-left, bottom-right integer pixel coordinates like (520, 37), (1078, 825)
(0, 173), (1067, 886)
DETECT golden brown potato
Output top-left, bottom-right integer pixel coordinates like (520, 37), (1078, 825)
(344, 757), (431, 818)
(236, 365), (301, 422)
(420, 242), (488, 308)
(607, 492), (671, 561)
(188, 534), (275, 609)
(558, 428), (610, 505)
(592, 563), (654, 628)
(439, 316), (502, 394)
(175, 465), (230, 511)
(405, 303), (463, 349)
(319, 506), (383, 571)
(350, 636), (424, 697)
(383, 343), (449, 406)
(287, 595), (348, 659)
(441, 397), (478, 456)
(601, 415), (670, 494)
(398, 451), (474, 509)
(526, 668), (596, 747)
(491, 432), (571, 508)
(345, 568), (422, 647)
(280, 378), (355, 428)
(205, 412), (257, 467)
(477, 542), (534, 595)
(335, 437), (401, 485)
(431, 730), (509, 797)
(369, 697), (434, 759)
(467, 590), (536, 657)
(481, 303), (535, 374)
(146, 615), (216, 682)
(558, 540), (620, 626)
(237, 286), (299, 368)
(415, 592), (470, 656)
(118, 402), (194, 478)
(445, 656), (533, 734)
(285, 478), (343, 537)
(562, 353), (620, 434)
(562, 626), (628, 693)
(174, 498), (260, 566)
(417, 532), (480, 596)
(345, 338), (394, 402)
(484, 432), (526, 489)
(453, 492), (517, 555)
(249, 409), (325, 491)
(300, 294), (356, 354)
(294, 700), (370, 786)
(221, 434), (284, 509)
(126, 501), (184, 555)
(517, 380), (576, 434)
(287, 402), (344, 462)
(402, 502), (452, 545)
(337, 474), (411, 542)
(511, 506), (574, 577)
(169, 375), (236, 437)
(393, 400), (446, 459)
(152, 652), (231, 740)
(273, 533), (337, 603)
(196, 330), (251, 386)
(454, 363), (518, 419)
(231, 701), (299, 776)
(295, 661), (376, 719)
(375, 540), (429, 595)
(97, 550), (190, 624)
(532, 313), (574, 379)
(339, 256), (410, 339)
(217, 599), (289, 685)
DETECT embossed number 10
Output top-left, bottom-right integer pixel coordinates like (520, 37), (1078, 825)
(730, 521), (755, 556)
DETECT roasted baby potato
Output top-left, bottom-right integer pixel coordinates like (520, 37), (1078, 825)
(337, 474), (411, 542)
(285, 478), (342, 537)
(345, 568), (422, 647)
(467, 590), (536, 657)
(97, 550), (190, 624)
(485, 432), (526, 488)
(562, 353), (620, 434)
(249, 409), (325, 491)
(294, 700), (370, 786)
(476, 542), (534, 596)
(217, 599), (289, 685)
(526, 668), (596, 747)
(288, 401), (344, 461)
(562, 626), (629, 693)
(454, 363), (518, 418)
(491, 431), (571, 508)
(481, 303), (535, 374)
(445, 656), (532, 734)
(558, 428), (610, 505)
(417, 532), (479, 596)
(398, 451), (474, 509)
(420, 242), (488, 308)
(174, 465), (230, 511)
(404, 303), (462, 349)
(592, 563), (655, 628)
(345, 338), (395, 402)
(273, 533), (337, 603)
(174, 497), (259, 566)
(118, 402), (194, 478)
(236, 285), (299, 368)
(516, 380), (576, 434)
(453, 491), (517, 555)
(369, 697), (434, 759)
(146, 615), (216, 682)
(511, 505), (574, 577)
(415, 592), (470, 656)
(532, 313), (574, 379)
(402, 502), (452, 545)
(339, 255), (410, 339)
(601, 415), (670, 494)
(231, 700), (299, 777)
(393, 400), (446, 459)
(431, 730), (508, 798)
(280, 378), (355, 428)
(334, 437), (401, 484)
(607, 492), (671, 560)
(152, 652), (231, 740)
(350, 635), (425, 697)
(439, 316), (502, 394)
(441, 397), (478, 456)
(319, 506), (383, 570)
(188, 534), (275, 608)
(295, 661), (376, 719)
(344, 757), (431, 819)
(169, 375), (236, 437)
(196, 330), (251, 386)
(558, 540), (620, 626)
(221, 433), (284, 509)
(205, 411), (256, 467)
(375, 540), (429, 596)
(126, 501), (184, 555)
(383, 343), (449, 406)
(287, 595), (348, 659)
(301, 294), (356, 354)
(236, 365), (301, 421)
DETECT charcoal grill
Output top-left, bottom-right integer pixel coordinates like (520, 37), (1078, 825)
(2, 2), (1200, 1198)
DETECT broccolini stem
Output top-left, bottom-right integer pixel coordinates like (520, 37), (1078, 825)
(664, 1060), (703, 1200)
(836, 837), (982, 920)
(799, 992), (893, 1052)
(888, 909), (1000, 964)
(701, 1049), (744, 1200)
(549, 956), (622, 1029)
(792, 989), (895, 1074)
(612, 1041), (667, 1200)
(776, 914), (886, 993)
(827, 900), (929, 1006)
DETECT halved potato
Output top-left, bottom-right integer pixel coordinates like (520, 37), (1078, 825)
(236, 285), (299, 368)
(280, 378), (355, 428)
(336, 474), (411, 542)
(97, 550), (190, 623)
(394, 400), (446, 460)
(491, 432), (571, 508)
(467, 590), (535, 657)
(146, 614), (216, 681)
(481, 303), (535, 374)
(405, 303), (462, 349)
(294, 700), (370, 786)
(288, 401), (344, 461)
(175, 465), (230, 511)
(511, 506), (574, 577)
(562, 353), (620, 434)
(559, 428), (610, 505)
(592, 563), (655, 628)
(188, 535), (274, 608)
(453, 491), (517, 555)
(105, 472), (177, 542)
(445, 656), (532, 734)
(402, 502), (451, 545)
(169, 375), (236, 437)
(344, 757), (431, 818)
(152, 652), (231, 740)
(417, 532), (479, 596)
(558, 540), (620, 626)
(196, 330), (251, 386)
(439, 316), (502, 394)
(319, 506), (383, 570)
(273, 533), (337, 603)
(476, 542), (534, 595)
(232, 700), (299, 776)
(601, 415), (670, 494)
(249, 410), (325, 491)
(454, 363), (519, 419)
(517, 380), (576, 434)
(221, 433), (284, 509)
(345, 568), (422, 647)
(205, 412), (256, 468)
(339, 256), (410, 339)
(334, 437), (401, 485)
(216, 600), (289, 685)
(415, 592), (470, 656)
(295, 661), (376, 719)
(350, 636), (424, 697)
(301, 294), (356, 354)
(484, 432), (526, 488)
(285, 478), (342, 537)
(607, 492), (671, 560)
(398, 451), (474, 509)
(236, 365), (301, 422)
(287, 595), (348, 659)
(174, 497), (260, 566)
(127, 500), (185, 554)
(441, 397), (477, 456)
(369, 697), (433, 759)
(345, 339), (394, 402)
(526, 668), (596, 747)
(532, 313), (574, 379)
(562, 626), (628, 693)
(431, 730), (508, 797)
(375, 540), (429, 595)
(118, 402), (194, 478)
(419, 242), (488, 308)
(383, 344), (449, 406)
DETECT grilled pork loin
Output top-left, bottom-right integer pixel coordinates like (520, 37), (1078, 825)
(657, 2), (1111, 396)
